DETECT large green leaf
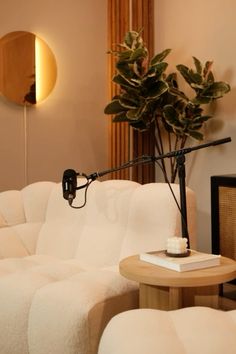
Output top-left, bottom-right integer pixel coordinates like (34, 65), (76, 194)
(126, 108), (141, 120)
(130, 47), (147, 61)
(104, 99), (126, 114)
(192, 96), (212, 105)
(174, 100), (187, 113)
(130, 119), (148, 131)
(144, 62), (168, 81)
(113, 74), (140, 88)
(177, 65), (202, 86)
(116, 62), (134, 78)
(193, 115), (212, 123)
(124, 31), (139, 49)
(144, 80), (168, 99)
(206, 71), (214, 83)
(188, 69), (202, 84)
(193, 56), (202, 74)
(112, 112), (130, 123)
(132, 62), (143, 77)
(187, 130), (204, 140)
(203, 61), (213, 78)
(117, 50), (133, 62)
(190, 123), (202, 130)
(121, 92), (141, 103)
(150, 49), (171, 66)
(112, 75), (141, 96)
(185, 103), (203, 116)
(126, 102), (147, 120)
(150, 62), (168, 80)
(169, 87), (188, 101)
(163, 105), (183, 128)
(201, 82), (231, 98)
(119, 94), (140, 109)
(166, 72), (178, 88)
(142, 74), (159, 89)
(176, 64), (190, 81)
(191, 83), (204, 90)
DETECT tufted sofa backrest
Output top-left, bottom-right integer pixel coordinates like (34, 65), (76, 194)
(0, 180), (196, 267)
(36, 180), (140, 266)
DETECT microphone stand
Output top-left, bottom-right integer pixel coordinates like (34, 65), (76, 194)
(71, 137), (231, 249)
(176, 154), (188, 241)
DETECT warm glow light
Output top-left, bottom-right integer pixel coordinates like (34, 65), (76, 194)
(35, 36), (57, 104)
(35, 37), (43, 102)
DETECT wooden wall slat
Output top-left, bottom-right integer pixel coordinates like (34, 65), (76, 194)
(131, 0), (155, 183)
(107, 0), (155, 183)
(107, 0), (130, 180)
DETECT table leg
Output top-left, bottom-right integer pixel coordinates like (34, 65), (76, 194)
(139, 284), (183, 310)
(182, 285), (220, 309)
(139, 283), (220, 310)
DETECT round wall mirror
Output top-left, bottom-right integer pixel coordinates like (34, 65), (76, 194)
(0, 31), (57, 105)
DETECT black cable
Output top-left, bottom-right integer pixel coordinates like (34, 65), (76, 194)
(69, 180), (93, 209)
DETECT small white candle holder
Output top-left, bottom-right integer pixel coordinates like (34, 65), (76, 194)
(165, 236), (191, 257)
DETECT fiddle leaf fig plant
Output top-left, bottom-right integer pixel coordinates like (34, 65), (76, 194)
(104, 30), (231, 182)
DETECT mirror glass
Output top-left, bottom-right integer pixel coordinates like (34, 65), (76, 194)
(0, 31), (57, 105)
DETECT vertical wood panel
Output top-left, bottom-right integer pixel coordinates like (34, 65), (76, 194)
(131, 0), (155, 183)
(107, 0), (130, 180)
(107, 0), (155, 182)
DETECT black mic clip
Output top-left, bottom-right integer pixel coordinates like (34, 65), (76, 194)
(62, 169), (99, 207)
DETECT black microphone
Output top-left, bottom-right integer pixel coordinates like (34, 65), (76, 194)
(62, 169), (77, 205)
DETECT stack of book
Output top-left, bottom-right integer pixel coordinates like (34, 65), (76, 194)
(140, 250), (221, 272)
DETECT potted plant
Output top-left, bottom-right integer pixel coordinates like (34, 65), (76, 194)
(104, 30), (231, 183)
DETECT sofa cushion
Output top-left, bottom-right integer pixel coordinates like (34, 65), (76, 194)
(21, 181), (55, 223)
(0, 182), (54, 228)
(0, 190), (25, 227)
(0, 182), (56, 258)
(36, 180), (140, 265)
(0, 255), (137, 354)
(98, 307), (236, 354)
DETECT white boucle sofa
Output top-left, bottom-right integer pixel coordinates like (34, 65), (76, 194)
(0, 179), (196, 354)
(98, 307), (236, 354)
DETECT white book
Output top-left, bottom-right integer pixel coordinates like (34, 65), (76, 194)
(139, 250), (221, 272)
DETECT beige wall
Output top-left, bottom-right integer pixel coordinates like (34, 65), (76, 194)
(1, 0), (235, 252)
(0, 0), (108, 191)
(155, 0), (236, 251)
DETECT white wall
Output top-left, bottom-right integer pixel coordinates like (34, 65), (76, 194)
(0, 0), (108, 190)
(155, 0), (236, 251)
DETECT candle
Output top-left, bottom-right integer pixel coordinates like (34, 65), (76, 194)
(167, 237), (188, 254)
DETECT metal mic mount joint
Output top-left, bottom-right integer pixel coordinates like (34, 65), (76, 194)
(87, 172), (99, 181)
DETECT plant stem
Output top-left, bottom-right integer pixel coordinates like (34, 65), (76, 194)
(155, 115), (168, 182)
(170, 134), (180, 183)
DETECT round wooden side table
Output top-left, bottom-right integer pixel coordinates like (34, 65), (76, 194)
(119, 254), (236, 310)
